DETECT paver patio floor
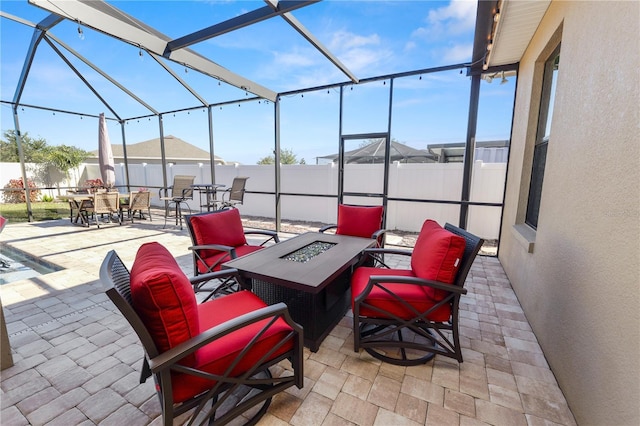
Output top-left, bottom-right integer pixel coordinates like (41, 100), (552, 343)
(0, 215), (576, 425)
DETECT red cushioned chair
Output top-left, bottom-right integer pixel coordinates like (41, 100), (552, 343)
(319, 204), (386, 247)
(351, 219), (483, 365)
(100, 242), (303, 426)
(185, 209), (279, 300)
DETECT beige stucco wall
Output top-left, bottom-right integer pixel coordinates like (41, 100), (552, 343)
(499, 1), (639, 425)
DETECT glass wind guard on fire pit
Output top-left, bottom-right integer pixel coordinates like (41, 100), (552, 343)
(282, 241), (337, 263)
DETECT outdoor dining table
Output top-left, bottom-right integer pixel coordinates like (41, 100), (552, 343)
(59, 193), (93, 225)
(59, 191), (126, 226)
(191, 183), (225, 212)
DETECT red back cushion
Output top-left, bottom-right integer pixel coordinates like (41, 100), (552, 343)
(189, 209), (247, 256)
(130, 242), (199, 366)
(411, 220), (466, 300)
(336, 204), (384, 238)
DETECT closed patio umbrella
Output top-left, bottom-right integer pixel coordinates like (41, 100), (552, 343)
(98, 113), (115, 188)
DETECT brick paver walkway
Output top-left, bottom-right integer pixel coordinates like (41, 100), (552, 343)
(0, 215), (575, 425)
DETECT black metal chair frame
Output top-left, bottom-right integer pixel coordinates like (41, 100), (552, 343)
(218, 177), (248, 209)
(352, 223), (484, 366)
(100, 250), (304, 426)
(185, 210), (280, 301)
(159, 175), (195, 229)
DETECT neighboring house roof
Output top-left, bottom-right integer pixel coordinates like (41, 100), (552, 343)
(426, 140), (509, 163)
(317, 139), (509, 164)
(317, 140), (436, 164)
(89, 135), (225, 164)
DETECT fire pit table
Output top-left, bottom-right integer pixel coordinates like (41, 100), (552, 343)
(223, 232), (375, 351)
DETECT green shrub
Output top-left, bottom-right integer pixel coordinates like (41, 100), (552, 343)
(3, 178), (40, 203)
(41, 194), (54, 202)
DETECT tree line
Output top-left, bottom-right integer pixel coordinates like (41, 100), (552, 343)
(0, 130), (91, 179)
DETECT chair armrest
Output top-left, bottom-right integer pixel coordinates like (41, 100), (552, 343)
(360, 247), (413, 268)
(188, 244), (237, 257)
(366, 275), (468, 296)
(244, 230), (280, 243)
(158, 186), (172, 199)
(180, 187), (192, 198)
(189, 268), (242, 287)
(217, 188), (231, 202)
(319, 224), (336, 233)
(363, 247), (413, 257)
(371, 229), (387, 240)
(149, 302), (298, 373)
(369, 275), (467, 295)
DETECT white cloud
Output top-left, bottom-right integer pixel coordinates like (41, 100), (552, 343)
(339, 47), (393, 75)
(328, 30), (381, 51)
(404, 40), (418, 53)
(413, 0), (477, 40)
(273, 49), (317, 68)
(428, 0), (477, 33)
(442, 43), (473, 62)
(326, 30), (392, 75)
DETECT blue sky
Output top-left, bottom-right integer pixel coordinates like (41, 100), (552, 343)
(1, 1), (515, 164)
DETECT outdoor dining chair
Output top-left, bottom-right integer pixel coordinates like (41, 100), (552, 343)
(84, 191), (121, 228)
(217, 176), (248, 209)
(100, 242), (303, 426)
(120, 190), (151, 223)
(159, 175), (195, 229)
(351, 219), (483, 365)
(185, 208), (279, 300)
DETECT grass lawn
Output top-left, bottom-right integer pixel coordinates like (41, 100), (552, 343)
(0, 202), (70, 222)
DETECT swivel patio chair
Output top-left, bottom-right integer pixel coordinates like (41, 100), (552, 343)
(185, 208), (279, 300)
(351, 219), (483, 365)
(100, 242), (303, 426)
(319, 204), (386, 247)
(120, 190), (152, 223)
(159, 175), (195, 229)
(218, 176), (248, 209)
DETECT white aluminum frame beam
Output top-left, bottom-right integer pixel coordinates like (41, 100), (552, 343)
(164, 1), (317, 56)
(276, 8), (359, 83)
(46, 31), (159, 116)
(28, 0), (278, 101)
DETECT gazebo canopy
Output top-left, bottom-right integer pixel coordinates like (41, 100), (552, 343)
(318, 140), (435, 164)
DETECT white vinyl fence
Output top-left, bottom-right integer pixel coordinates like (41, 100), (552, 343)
(1, 161), (505, 239)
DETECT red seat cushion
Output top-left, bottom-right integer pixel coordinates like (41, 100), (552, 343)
(336, 205), (384, 238)
(351, 267), (451, 322)
(130, 242), (200, 366)
(411, 219), (466, 301)
(197, 245), (263, 273)
(171, 290), (295, 403)
(189, 209), (248, 259)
